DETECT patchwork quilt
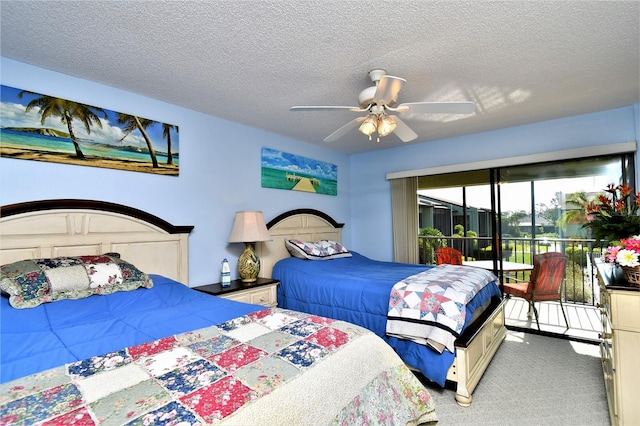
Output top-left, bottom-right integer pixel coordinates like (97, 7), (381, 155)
(387, 265), (497, 353)
(1, 308), (437, 425)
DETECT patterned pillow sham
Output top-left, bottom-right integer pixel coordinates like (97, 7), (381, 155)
(0, 254), (153, 309)
(285, 239), (352, 260)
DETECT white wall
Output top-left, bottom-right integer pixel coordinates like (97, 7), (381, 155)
(0, 57), (351, 286)
(350, 104), (639, 261)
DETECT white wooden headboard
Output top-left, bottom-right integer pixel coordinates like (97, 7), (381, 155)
(0, 199), (193, 284)
(258, 209), (344, 278)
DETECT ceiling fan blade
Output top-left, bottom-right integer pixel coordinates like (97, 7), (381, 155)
(324, 117), (366, 142)
(290, 106), (365, 112)
(373, 75), (406, 105)
(392, 116), (418, 142)
(394, 101), (476, 114)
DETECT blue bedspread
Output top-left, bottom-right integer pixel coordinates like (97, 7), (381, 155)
(0, 275), (263, 384)
(273, 252), (502, 386)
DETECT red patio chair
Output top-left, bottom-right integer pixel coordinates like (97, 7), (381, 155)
(435, 247), (463, 265)
(503, 252), (568, 330)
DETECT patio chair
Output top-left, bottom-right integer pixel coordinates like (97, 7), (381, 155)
(435, 247), (463, 265)
(503, 252), (568, 330)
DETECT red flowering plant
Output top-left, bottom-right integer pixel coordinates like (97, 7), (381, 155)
(583, 183), (640, 244)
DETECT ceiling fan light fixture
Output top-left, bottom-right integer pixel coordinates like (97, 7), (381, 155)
(358, 115), (377, 137)
(377, 115), (397, 137)
(290, 70), (475, 144)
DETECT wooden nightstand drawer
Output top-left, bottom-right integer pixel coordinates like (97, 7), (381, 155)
(193, 278), (279, 308)
(222, 285), (277, 307)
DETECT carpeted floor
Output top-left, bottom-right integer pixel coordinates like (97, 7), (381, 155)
(423, 331), (610, 425)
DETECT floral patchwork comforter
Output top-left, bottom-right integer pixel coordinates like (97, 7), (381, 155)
(0, 308), (437, 425)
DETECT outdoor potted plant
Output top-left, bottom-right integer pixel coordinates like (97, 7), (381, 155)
(583, 183), (640, 243)
(584, 184), (640, 286)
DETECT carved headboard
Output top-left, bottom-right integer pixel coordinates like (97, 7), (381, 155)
(0, 199), (194, 284)
(257, 208), (344, 278)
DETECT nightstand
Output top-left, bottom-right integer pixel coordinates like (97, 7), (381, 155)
(193, 278), (279, 307)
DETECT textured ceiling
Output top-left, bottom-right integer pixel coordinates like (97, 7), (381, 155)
(1, 1), (639, 155)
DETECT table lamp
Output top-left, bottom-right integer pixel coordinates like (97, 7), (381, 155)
(228, 211), (272, 283)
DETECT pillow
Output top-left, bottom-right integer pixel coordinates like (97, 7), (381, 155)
(0, 254), (153, 309)
(285, 239), (352, 260)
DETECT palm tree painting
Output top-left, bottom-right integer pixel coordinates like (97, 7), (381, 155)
(0, 85), (179, 176)
(117, 114), (159, 168)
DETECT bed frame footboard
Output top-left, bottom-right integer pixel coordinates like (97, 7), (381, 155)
(446, 297), (506, 406)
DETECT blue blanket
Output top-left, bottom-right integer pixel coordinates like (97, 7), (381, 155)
(273, 252), (501, 386)
(0, 275), (262, 384)
(1, 276), (439, 424)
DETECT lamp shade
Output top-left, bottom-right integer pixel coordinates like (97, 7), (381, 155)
(228, 211), (272, 243)
(377, 115), (397, 137)
(358, 114), (377, 137)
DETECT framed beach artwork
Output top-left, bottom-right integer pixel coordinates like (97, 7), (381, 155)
(0, 85), (179, 176)
(261, 147), (337, 196)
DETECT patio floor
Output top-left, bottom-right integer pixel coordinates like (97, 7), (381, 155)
(503, 297), (602, 342)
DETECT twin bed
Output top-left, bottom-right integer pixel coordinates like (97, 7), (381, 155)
(259, 209), (506, 407)
(0, 200), (506, 425)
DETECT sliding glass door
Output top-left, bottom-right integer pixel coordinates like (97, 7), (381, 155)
(418, 170), (496, 265)
(418, 153), (635, 300)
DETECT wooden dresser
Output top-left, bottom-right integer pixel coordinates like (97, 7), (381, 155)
(596, 260), (640, 426)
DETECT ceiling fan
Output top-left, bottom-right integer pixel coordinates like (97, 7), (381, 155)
(290, 69), (476, 143)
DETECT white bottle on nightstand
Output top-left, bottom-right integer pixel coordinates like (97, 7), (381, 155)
(221, 259), (231, 287)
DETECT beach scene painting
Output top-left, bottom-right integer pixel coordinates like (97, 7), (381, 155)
(261, 147), (337, 196)
(0, 85), (179, 176)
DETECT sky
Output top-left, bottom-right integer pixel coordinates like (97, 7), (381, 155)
(0, 84), (178, 152)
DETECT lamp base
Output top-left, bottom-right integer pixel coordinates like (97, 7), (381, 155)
(238, 242), (260, 283)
